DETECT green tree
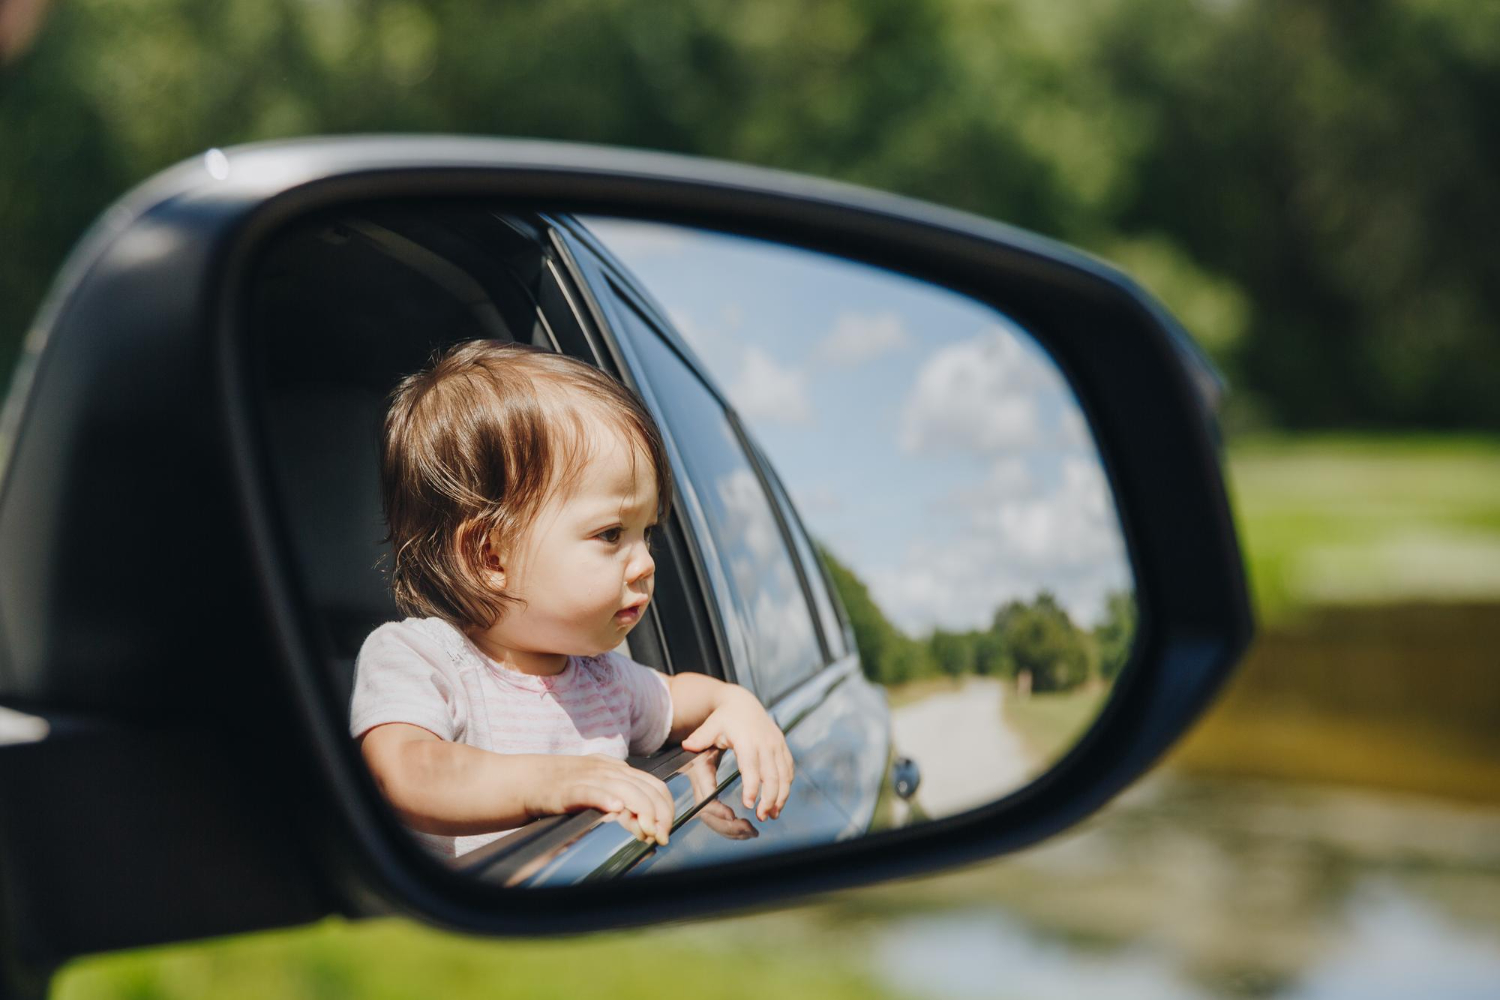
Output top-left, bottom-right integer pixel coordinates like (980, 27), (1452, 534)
(817, 542), (926, 685)
(9, 0), (1498, 431)
(1094, 590), (1137, 681)
(992, 591), (1090, 693)
(929, 628), (976, 678)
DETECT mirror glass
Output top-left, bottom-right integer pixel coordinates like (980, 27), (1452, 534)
(245, 201), (1137, 887)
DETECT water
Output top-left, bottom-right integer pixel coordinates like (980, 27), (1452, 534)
(854, 774), (1500, 999)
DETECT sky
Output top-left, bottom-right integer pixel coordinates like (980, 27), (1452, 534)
(583, 218), (1133, 633)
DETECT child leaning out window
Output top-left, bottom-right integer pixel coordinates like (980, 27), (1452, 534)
(350, 340), (794, 858)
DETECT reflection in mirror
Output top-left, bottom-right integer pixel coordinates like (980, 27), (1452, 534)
(245, 202), (1136, 888)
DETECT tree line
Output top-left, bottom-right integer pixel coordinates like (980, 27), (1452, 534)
(818, 544), (1135, 693)
(4, 0), (1499, 432)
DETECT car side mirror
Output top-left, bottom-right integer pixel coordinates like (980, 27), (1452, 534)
(0, 138), (1251, 994)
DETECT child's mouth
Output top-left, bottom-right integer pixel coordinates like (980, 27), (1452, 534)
(615, 605), (643, 623)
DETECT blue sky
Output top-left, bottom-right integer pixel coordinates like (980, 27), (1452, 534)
(584, 218), (1132, 632)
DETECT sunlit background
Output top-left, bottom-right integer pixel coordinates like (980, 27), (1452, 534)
(4, 1), (1498, 997)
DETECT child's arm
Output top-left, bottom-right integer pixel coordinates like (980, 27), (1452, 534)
(666, 673), (795, 823)
(359, 722), (677, 846)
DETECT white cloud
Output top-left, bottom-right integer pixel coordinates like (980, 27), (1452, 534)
(667, 307), (714, 357)
(867, 454), (1130, 633)
(716, 466), (784, 570)
(983, 456), (1036, 499)
(898, 325), (1054, 455)
(791, 482), (844, 519)
(815, 310), (911, 367)
(726, 346), (813, 426)
(1059, 406), (1095, 453)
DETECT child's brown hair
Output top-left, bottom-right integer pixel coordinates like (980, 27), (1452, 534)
(380, 340), (673, 631)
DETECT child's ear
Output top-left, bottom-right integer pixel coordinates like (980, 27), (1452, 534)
(478, 528), (508, 590)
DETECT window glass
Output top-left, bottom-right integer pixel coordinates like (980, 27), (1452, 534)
(615, 297), (823, 702)
(751, 435), (847, 660)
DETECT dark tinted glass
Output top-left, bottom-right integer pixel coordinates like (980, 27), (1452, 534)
(614, 298), (823, 702)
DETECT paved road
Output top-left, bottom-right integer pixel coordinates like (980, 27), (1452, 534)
(890, 677), (1034, 819)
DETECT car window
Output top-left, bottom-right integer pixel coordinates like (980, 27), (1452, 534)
(610, 294), (823, 703)
(749, 435), (847, 661)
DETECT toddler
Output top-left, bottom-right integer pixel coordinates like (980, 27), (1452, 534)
(350, 340), (794, 858)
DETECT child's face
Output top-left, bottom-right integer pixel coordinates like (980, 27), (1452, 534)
(477, 419), (658, 662)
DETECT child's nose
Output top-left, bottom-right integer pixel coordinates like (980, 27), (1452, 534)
(626, 541), (655, 583)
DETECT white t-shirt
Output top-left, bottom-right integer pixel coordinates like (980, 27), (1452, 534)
(349, 617), (674, 858)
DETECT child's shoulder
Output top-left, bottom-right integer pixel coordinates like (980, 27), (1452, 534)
(357, 616), (466, 670)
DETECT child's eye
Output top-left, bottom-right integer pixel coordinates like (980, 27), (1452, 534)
(597, 526), (623, 544)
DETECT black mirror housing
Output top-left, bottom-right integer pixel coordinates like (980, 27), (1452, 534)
(0, 138), (1252, 988)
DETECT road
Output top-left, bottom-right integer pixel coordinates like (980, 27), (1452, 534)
(890, 677), (1034, 819)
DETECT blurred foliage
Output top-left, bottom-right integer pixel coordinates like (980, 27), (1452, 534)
(1171, 600), (1500, 801)
(4, 0), (1500, 431)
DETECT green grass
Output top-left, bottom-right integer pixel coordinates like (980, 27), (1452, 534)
(1002, 684), (1110, 768)
(53, 915), (911, 1000)
(1226, 433), (1500, 622)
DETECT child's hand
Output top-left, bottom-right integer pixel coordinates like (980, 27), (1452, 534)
(680, 687), (795, 822)
(534, 753), (676, 846)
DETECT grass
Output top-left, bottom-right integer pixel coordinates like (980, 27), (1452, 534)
(53, 915), (911, 1000)
(1002, 684), (1110, 768)
(1226, 433), (1500, 622)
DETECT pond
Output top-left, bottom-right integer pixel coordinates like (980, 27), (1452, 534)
(839, 773), (1500, 998)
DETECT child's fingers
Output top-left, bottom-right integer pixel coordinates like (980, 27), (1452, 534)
(773, 746), (794, 818)
(606, 810), (648, 843)
(680, 720), (721, 754)
(605, 775), (672, 846)
(573, 783), (626, 816)
(602, 779), (660, 841)
(756, 746), (780, 822)
(610, 766), (674, 845)
(740, 751), (762, 812)
(622, 814), (648, 843)
(638, 770), (677, 846)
